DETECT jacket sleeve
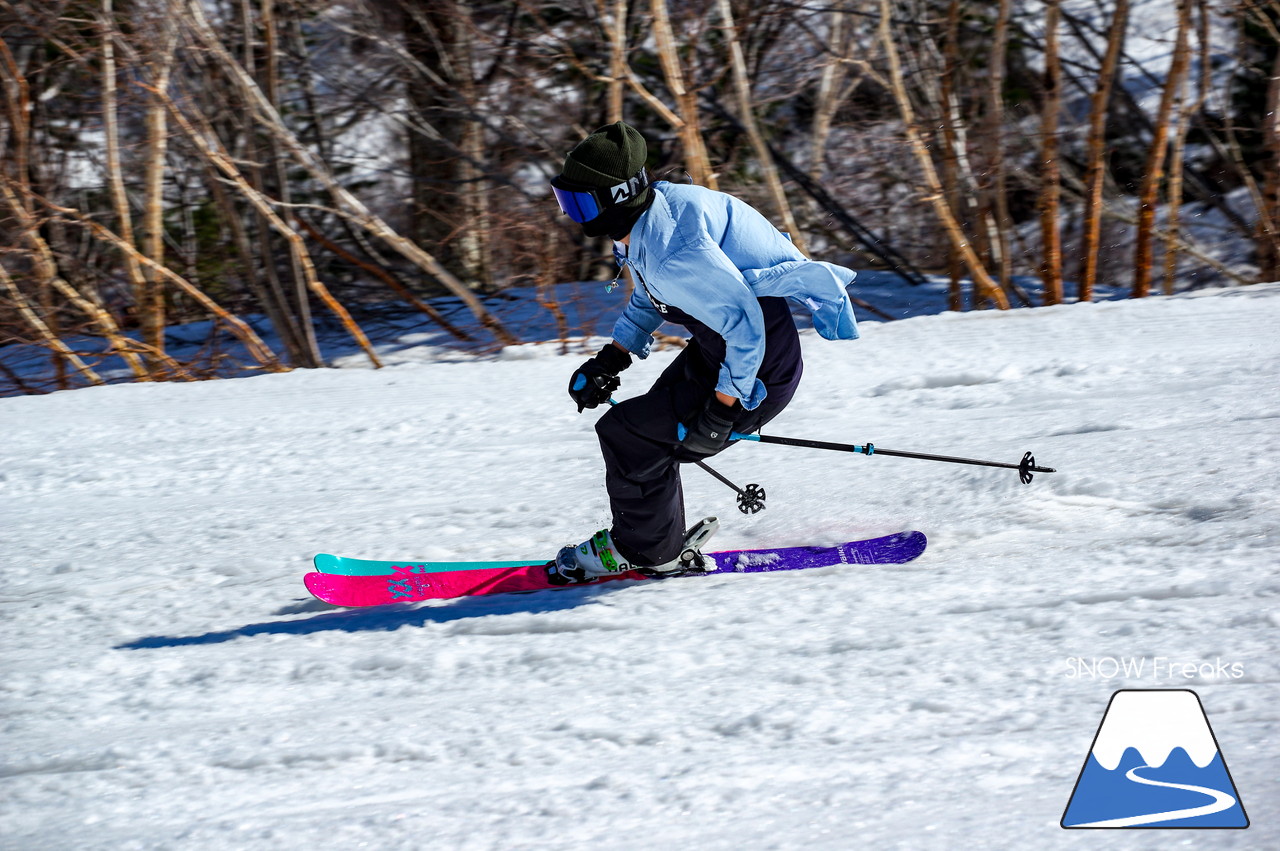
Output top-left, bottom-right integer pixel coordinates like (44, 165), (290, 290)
(611, 286), (664, 358)
(656, 239), (769, 409)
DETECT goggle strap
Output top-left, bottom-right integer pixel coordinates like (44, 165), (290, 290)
(607, 169), (649, 205)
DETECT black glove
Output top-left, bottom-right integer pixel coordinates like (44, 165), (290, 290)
(679, 396), (742, 455)
(568, 343), (632, 412)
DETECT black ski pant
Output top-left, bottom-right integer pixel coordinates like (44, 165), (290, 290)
(595, 324), (801, 567)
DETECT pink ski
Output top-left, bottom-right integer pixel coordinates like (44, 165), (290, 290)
(305, 531), (926, 607)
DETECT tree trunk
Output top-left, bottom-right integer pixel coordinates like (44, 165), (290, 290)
(453, 3), (492, 290)
(1212, 6), (1279, 273)
(939, 0), (967, 309)
(810, 4), (847, 184)
(602, 0), (629, 123)
(1258, 33), (1280, 281)
(938, 0), (998, 305)
(651, 0), (717, 188)
(237, 0), (314, 367)
(983, 0), (1014, 290)
(1079, 0), (1130, 301)
(404, 4), (449, 254)
(1163, 0), (1212, 294)
(261, 0), (321, 362)
(1133, 0), (1192, 297)
(404, 0), (491, 287)
(100, 0), (148, 353)
(1038, 0), (1064, 305)
(140, 7), (179, 368)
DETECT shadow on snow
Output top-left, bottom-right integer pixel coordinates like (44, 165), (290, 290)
(114, 583), (622, 650)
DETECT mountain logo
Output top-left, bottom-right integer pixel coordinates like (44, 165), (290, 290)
(1062, 689), (1249, 828)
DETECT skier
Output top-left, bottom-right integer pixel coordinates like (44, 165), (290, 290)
(548, 121), (861, 584)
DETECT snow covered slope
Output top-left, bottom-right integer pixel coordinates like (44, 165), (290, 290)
(2, 285), (1277, 849)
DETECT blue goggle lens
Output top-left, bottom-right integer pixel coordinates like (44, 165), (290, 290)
(552, 184), (602, 223)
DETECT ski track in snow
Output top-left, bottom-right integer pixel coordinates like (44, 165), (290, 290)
(2, 285), (1278, 849)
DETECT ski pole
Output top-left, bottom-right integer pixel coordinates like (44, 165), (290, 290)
(729, 431), (1056, 484)
(692, 459), (767, 514)
(605, 399), (766, 513)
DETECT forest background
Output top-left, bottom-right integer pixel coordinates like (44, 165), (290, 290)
(1, 0), (1276, 395)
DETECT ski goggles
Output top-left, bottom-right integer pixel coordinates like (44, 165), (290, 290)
(550, 169), (650, 224)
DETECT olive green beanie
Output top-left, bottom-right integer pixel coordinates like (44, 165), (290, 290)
(560, 121), (649, 202)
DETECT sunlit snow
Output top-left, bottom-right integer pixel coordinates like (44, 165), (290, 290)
(2, 285), (1277, 849)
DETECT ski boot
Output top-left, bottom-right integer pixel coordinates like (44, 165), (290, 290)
(546, 517), (720, 586)
(634, 516), (719, 578)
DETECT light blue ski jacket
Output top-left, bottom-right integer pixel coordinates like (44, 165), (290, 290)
(611, 182), (859, 410)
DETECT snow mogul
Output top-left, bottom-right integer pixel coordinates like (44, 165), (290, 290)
(548, 121), (861, 584)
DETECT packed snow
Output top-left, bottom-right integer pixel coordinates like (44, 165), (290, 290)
(2, 284), (1278, 849)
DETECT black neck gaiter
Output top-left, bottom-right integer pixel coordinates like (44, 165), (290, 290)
(582, 189), (655, 240)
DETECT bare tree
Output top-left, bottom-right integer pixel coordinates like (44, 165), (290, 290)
(1038, 0), (1064, 304)
(0, 33), (154, 379)
(139, 3), (179, 365)
(982, 0), (1014, 289)
(1079, 0), (1130, 301)
(1252, 3), (1280, 280)
(809, 3), (854, 185)
(601, 0), (629, 123)
(183, 0), (517, 345)
(3, 0), (1265, 396)
(100, 0), (148, 348)
(877, 0), (1007, 309)
(0, 263), (104, 386)
(159, 84), (385, 367)
(651, 0), (717, 188)
(1162, 0), (1211, 293)
(922, 0), (1007, 308)
(1133, 0), (1193, 297)
(716, 0), (806, 253)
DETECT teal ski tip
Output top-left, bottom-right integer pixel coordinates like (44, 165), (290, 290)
(313, 553), (341, 572)
(312, 552), (536, 577)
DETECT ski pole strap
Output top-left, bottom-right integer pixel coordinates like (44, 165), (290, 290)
(730, 432), (1056, 484)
